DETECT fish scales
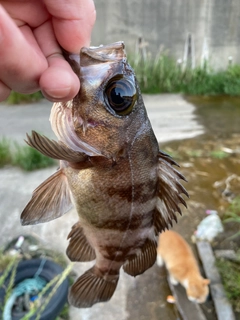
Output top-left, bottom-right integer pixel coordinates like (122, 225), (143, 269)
(21, 41), (188, 308)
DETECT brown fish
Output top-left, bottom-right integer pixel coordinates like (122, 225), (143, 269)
(21, 42), (188, 308)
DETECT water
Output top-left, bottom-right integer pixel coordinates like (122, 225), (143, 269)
(165, 96), (240, 211)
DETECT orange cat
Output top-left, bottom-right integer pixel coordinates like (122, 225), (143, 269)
(157, 230), (210, 303)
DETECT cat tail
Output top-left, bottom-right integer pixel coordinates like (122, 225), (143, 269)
(69, 266), (119, 308)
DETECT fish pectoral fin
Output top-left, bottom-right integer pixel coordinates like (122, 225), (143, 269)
(21, 168), (72, 225)
(123, 238), (157, 277)
(69, 266), (119, 308)
(66, 222), (96, 262)
(155, 151), (188, 232)
(25, 131), (88, 163)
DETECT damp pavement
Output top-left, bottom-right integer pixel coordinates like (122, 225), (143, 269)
(0, 94), (203, 320)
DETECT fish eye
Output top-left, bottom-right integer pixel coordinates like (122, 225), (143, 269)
(105, 77), (137, 115)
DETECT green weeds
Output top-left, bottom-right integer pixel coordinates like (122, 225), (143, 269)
(0, 137), (56, 171)
(0, 138), (12, 167)
(216, 258), (240, 312)
(216, 197), (240, 312)
(129, 53), (240, 95)
(13, 143), (56, 171)
(6, 91), (43, 104)
(224, 197), (240, 239)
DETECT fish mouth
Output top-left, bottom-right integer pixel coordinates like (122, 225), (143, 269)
(80, 42), (126, 66)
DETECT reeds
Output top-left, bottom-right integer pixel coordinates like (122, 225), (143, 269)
(0, 138), (56, 171)
(129, 52), (240, 95)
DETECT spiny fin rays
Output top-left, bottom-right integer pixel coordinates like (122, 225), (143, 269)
(154, 151), (189, 232)
(66, 222), (96, 262)
(25, 131), (88, 163)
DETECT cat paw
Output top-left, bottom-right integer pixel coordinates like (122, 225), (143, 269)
(169, 275), (178, 285)
(156, 254), (164, 267)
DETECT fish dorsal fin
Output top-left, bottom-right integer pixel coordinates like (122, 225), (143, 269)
(123, 238), (157, 276)
(69, 266), (119, 308)
(66, 222), (96, 262)
(154, 151), (188, 232)
(25, 131), (88, 163)
(21, 168), (72, 225)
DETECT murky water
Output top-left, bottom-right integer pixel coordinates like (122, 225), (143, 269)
(163, 96), (240, 214)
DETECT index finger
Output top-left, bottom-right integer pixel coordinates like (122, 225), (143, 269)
(43, 0), (96, 53)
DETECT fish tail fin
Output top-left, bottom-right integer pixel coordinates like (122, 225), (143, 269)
(21, 168), (72, 225)
(69, 266), (119, 308)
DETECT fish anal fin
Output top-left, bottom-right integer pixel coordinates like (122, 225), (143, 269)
(25, 131), (89, 163)
(69, 266), (119, 308)
(123, 238), (157, 277)
(66, 222), (96, 262)
(21, 169), (72, 225)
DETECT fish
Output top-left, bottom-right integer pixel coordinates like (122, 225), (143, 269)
(21, 41), (188, 308)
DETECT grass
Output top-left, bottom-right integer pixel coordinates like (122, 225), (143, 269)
(129, 52), (240, 95)
(13, 143), (56, 171)
(224, 197), (240, 239)
(216, 197), (240, 312)
(0, 137), (56, 171)
(0, 138), (12, 167)
(216, 258), (240, 312)
(6, 91), (43, 104)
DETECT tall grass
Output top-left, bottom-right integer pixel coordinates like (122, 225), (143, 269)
(13, 143), (56, 171)
(216, 258), (240, 312)
(0, 138), (56, 171)
(0, 138), (12, 167)
(129, 53), (240, 95)
(224, 197), (240, 239)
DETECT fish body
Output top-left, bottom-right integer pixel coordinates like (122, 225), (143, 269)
(21, 42), (188, 308)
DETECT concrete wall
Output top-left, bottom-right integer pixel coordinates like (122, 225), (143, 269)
(91, 0), (240, 69)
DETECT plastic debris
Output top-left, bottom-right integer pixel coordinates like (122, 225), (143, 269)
(195, 210), (224, 242)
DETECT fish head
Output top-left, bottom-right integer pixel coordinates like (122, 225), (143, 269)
(70, 41), (149, 159)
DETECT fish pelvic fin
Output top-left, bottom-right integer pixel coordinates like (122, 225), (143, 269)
(155, 151), (189, 232)
(66, 222), (96, 262)
(69, 266), (119, 308)
(123, 238), (157, 277)
(21, 168), (72, 225)
(25, 131), (88, 163)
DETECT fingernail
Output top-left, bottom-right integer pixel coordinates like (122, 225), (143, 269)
(43, 86), (72, 101)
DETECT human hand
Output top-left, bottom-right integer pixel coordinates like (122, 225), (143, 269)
(0, 0), (96, 102)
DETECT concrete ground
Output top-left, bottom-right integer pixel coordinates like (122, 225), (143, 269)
(0, 94), (203, 320)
